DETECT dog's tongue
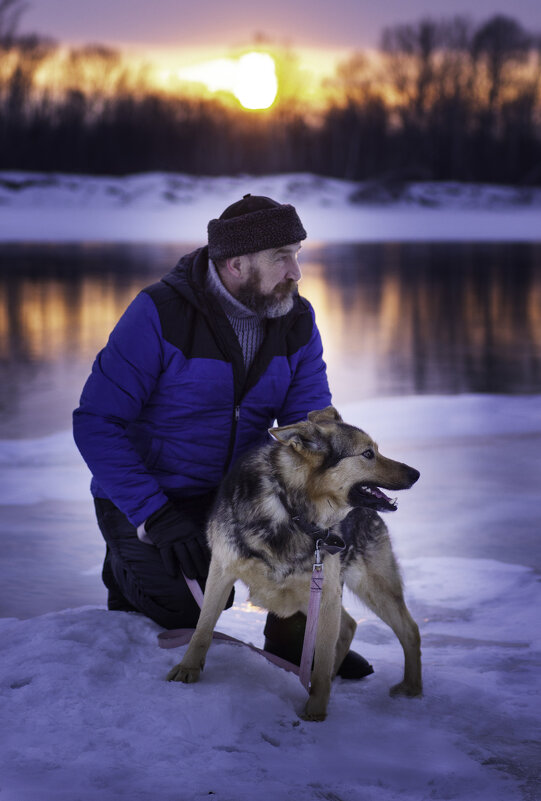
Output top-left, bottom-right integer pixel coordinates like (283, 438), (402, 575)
(362, 484), (397, 511)
(348, 483), (398, 512)
(373, 486), (395, 506)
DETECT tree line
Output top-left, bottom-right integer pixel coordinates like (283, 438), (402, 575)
(1, 0), (540, 184)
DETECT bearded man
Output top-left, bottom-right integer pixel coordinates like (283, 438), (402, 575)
(73, 193), (373, 679)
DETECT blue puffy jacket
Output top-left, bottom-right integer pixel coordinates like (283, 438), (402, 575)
(73, 247), (332, 526)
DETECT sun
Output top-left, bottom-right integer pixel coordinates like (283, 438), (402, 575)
(233, 53), (278, 110)
(176, 51), (278, 110)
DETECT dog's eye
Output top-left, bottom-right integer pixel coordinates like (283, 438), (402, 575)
(362, 449), (375, 460)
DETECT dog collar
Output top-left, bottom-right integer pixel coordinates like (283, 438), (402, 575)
(289, 512), (346, 555)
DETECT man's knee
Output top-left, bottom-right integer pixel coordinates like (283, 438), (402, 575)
(94, 496), (233, 630)
(107, 544), (204, 629)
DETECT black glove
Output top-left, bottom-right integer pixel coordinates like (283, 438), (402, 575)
(145, 500), (211, 579)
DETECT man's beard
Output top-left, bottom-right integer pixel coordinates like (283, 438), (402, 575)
(237, 272), (297, 318)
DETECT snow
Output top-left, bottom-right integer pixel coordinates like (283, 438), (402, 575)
(1, 171), (541, 244)
(1, 394), (540, 800)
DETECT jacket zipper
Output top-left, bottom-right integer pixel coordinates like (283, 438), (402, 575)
(198, 294), (245, 476)
(222, 317), (289, 475)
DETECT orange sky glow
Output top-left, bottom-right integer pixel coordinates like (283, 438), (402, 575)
(15, 0), (541, 115)
(30, 40), (364, 113)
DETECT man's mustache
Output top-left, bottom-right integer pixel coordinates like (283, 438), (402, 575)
(274, 279), (298, 295)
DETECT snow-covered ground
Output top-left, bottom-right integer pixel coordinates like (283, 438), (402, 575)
(1, 395), (540, 801)
(1, 171), (541, 243)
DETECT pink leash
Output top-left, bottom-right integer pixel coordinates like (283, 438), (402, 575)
(158, 626), (300, 675)
(298, 544), (324, 690)
(157, 572), (305, 684)
(158, 540), (336, 693)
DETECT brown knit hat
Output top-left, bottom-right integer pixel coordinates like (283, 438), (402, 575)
(207, 193), (306, 261)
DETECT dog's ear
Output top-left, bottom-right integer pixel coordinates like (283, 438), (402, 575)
(307, 406), (342, 424)
(268, 422), (324, 454)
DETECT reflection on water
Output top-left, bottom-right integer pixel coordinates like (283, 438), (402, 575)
(0, 241), (540, 437)
(304, 242), (541, 400)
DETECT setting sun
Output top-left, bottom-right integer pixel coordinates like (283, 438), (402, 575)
(177, 51), (278, 110)
(233, 53), (278, 109)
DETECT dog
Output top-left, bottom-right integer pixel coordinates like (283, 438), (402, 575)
(167, 406), (422, 721)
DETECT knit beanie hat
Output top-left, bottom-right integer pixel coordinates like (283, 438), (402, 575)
(207, 194), (306, 261)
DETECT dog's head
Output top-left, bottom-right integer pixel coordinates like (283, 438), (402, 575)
(269, 406), (419, 519)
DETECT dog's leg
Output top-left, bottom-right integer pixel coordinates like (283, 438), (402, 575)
(345, 549), (422, 697)
(301, 554), (342, 722)
(332, 607), (357, 677)
(167, 556), (235, 684)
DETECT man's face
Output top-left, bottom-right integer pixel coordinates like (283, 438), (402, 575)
(236, 242), (302, 317)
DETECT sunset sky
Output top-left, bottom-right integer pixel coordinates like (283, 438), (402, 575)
(12, 0), (541, 112)
(23, 0), (541, 68)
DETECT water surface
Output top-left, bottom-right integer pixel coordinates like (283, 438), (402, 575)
(1, 241), (539, 438)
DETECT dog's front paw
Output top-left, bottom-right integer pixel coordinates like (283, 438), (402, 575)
(167, 662), (201, 683)
(300, 698), (328, 722)
(389, 680), (422, 698)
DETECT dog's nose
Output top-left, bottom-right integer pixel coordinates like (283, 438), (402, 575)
(406, 466), (420, 486)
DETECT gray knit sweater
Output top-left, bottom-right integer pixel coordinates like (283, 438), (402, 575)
(206, 260), (265, 371)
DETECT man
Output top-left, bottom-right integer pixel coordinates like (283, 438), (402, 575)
(73, 193), (373, 679)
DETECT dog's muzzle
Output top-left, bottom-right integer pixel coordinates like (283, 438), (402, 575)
(348, 466), (420, 513)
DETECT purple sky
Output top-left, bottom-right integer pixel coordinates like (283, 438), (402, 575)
(22, 0), (541, 52)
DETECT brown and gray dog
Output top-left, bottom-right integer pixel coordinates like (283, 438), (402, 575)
(167, 406), (422, 721)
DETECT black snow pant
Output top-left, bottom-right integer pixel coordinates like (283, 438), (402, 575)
(94, 496), (304, 651)
(94, 493), (233, 630)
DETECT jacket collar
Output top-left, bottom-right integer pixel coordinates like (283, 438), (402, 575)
(160, 246), (211, 313)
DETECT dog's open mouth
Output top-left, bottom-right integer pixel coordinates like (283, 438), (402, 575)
(348, 483), (398, 512)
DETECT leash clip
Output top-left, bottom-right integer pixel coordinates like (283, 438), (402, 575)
(314, 539), (324, 571)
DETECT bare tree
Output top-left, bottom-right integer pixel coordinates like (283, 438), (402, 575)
(381, 18), (442, 121)
(321, 53), (387, 179)
(0, 0), (27, 47)
(473, 15), (531, 110)
(64, 45), (127, 118)
(3, 34), (56, 121)
(436, 16), (475, 102)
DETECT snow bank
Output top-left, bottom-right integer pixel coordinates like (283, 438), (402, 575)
(1, 171), (540, 243)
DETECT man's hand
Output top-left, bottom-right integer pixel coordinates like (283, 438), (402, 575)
(145, 500), (211, 579)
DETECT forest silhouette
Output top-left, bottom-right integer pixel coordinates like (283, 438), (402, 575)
(1, 0), (540, 183)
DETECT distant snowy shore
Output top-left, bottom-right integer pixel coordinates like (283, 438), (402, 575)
(1, 171), (540, 243)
